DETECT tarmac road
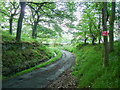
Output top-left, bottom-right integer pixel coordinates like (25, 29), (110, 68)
(2, 50), (76, 88)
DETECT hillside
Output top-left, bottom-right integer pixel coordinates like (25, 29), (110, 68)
(2, 31), (56, 79)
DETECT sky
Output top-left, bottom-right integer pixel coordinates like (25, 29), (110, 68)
(1, 0), (120, 2)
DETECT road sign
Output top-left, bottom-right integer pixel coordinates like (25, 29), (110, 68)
(101, 31), (107, 36)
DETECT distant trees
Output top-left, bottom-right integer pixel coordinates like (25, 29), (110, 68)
(75, 2), (102, 45)
(0, 1), (117, 46)
(26, 2), (76, 38)
(26, 2), (52, 38)
(26, 2), (60, 38)
(0, 1), (76, 41)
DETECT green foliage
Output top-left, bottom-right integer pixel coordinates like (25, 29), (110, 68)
(53, 24), (62, 37)
(65, 2), (77, 21)
(73, 2), (103, 44)
(65, 23), (75, 28)
(66, 2), (76, 12)
(37, 25), (57, 38)
(1, 1), (76, 41)
(72, 43), (118, 88)
(58, 45), (74, 52)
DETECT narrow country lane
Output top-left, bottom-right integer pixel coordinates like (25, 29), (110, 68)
(2, 50), (76, 88)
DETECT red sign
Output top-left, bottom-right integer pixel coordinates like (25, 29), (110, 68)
(101, 31), (107, 36)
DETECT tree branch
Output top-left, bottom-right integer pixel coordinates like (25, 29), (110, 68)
(86, 11), (99, 34)
(0, 9), (11, 17)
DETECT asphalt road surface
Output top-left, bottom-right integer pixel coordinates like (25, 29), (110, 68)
(2, 50), (76, 88)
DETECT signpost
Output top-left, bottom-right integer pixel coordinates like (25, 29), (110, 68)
(101, 31), (107, 36)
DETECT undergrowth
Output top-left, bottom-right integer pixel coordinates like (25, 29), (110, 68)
(72, 43), (118, 88)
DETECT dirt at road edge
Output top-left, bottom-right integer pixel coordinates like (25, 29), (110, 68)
(47, 66), (79, 88)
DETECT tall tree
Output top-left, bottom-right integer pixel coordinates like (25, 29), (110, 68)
(16, 2), (26, 42)
(26, 2), (57, 38)
(102, 1), (109, 67)
(109, 0), (116, 52)
(0, 2), (19, 35)
(9, 2), (19, 35)
(118, 1), (120, 67)
(84, 3), (101, 45)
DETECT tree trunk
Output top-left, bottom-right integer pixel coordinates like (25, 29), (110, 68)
(84, 31), (87, 44)
(32, 21), (38, 38)
(118, 1), (120, 75)
(92, 37), (94, 45)
(92, 36), (96, 45)
(102, 1), (109, 67)
(98, 30), (101, 44)
(98, 37), (101, 44)
(109, 1), (115, 52)
(16, 2), (26, 42)
(98, 12), (101, 44)
(32, 15), (39, 38)
(84, 38), (87, 44)
(89, 22), (95, 45)
(9, 15), (13, 35)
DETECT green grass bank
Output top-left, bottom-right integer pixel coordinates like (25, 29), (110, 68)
(72, 43), (118, 88)
(2, 31), (62, 80)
